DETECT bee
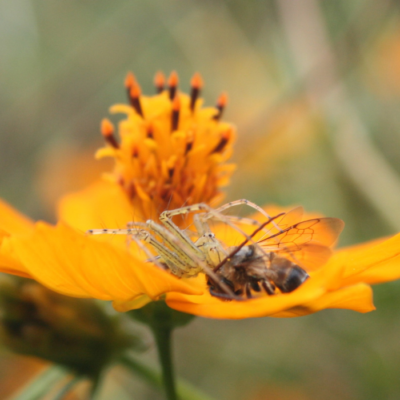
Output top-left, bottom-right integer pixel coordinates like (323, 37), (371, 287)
(87, 200), (344, 300)
(207, 212), (344, 299)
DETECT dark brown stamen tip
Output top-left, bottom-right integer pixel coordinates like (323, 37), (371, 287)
(146, 125), (154, 139)
(132, 145), (139, 158)
(101, 119), (119, 149)
(171, 95), (180, 132)
(210, 129), (231, 154)
(129, 83), (144, 117)
(185, 141), (193, 154)
(154, 71), (165, 94)
(190, 72), (203, 112)
(168, 71), (179, 100)
(213, 92), (228, 121)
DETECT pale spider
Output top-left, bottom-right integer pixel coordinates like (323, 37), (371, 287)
(87, 199), (344, 300)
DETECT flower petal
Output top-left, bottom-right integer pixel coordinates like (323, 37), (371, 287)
(11, 222), (202, 305)
(271, 283), (375, 317)
(327, 233), (400, 286)
(57, 180), (136, 232)
(0, 200), (34, 277)
(0, 231), (31, 278)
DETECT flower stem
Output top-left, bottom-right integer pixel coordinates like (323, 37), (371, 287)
(151, 324), (177, 400)
(129, 301), (196, 400)
(120, 352), (214, 400)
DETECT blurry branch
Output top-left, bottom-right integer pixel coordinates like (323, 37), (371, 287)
(238, 0), (392, 165)
(51, 376), (83, 400)
(276, 0), (400, 232)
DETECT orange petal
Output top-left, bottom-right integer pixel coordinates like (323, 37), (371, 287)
(0, 200), (34, 277)
(11, 222), (202, 306)
(57, 180), (136, 231)
(271, 283), (374, 317)
(327, 233), (400, 286)
(0, 230), (31, 278)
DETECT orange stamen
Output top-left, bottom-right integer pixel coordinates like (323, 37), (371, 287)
(129, 82), (144, 117)
(211, 129), (231, 153)
(125, 72), (136, 89)
(190, 72), (203, 111)
(171, 95), (181, 131)
(190, 72), (203, 89)
(168, 71), (179, 100)
(101, 119), (119, 149)
(154, 71), (165, 94)
(213, 92), (228, 121)
(217, 92), (228, 108)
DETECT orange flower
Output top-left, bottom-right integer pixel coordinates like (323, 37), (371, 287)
(1, 72), (400, 318)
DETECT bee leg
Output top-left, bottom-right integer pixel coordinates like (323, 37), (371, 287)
(208, 277), (237, 299)
(250, 280), (261, 292)
(221, 277), (235, 291)
(245, 283), (252, 299)
(261, 280), (275, 295)
(209, 289), (235, 301)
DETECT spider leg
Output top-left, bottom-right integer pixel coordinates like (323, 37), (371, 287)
(161, 204), (270, 261)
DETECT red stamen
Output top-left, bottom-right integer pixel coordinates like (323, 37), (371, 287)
(190, 72), (203, 111)
(171, 95), (181, 132)
(213, 92), (228, 121)
(154, 71), (165, 94)
(168, 71), (179, 100)
(101, 119), (119, 149)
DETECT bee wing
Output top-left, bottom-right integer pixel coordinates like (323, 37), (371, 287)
(253, 207), (304, 238)
(272, 243), (333, 271)
(258, 217), (344, 270)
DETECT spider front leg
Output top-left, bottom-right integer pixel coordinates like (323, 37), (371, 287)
(88, 224), (189, 277)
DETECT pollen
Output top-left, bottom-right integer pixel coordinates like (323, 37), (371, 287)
(96, 71), (236, 220)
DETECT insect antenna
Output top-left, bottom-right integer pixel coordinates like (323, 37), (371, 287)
(213, 212), (285, 273)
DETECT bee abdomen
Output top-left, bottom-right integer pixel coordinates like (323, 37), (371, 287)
(276, 265), (309, 293)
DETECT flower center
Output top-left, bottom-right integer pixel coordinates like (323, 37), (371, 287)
(96, 71), (236, 221)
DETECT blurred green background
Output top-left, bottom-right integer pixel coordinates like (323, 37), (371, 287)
(2, 0), (400, 399)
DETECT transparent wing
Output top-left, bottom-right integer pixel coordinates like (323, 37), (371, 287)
(258, 217), (345, 271)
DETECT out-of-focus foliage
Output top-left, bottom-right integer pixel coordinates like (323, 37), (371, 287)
(0, 275), (143, 375)
(2, 0), (400, 399)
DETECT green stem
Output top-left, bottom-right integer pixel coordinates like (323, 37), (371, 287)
(128, 301), (197, 400)
(120, 353), (214, 400)
(151, 324), (177, 400)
